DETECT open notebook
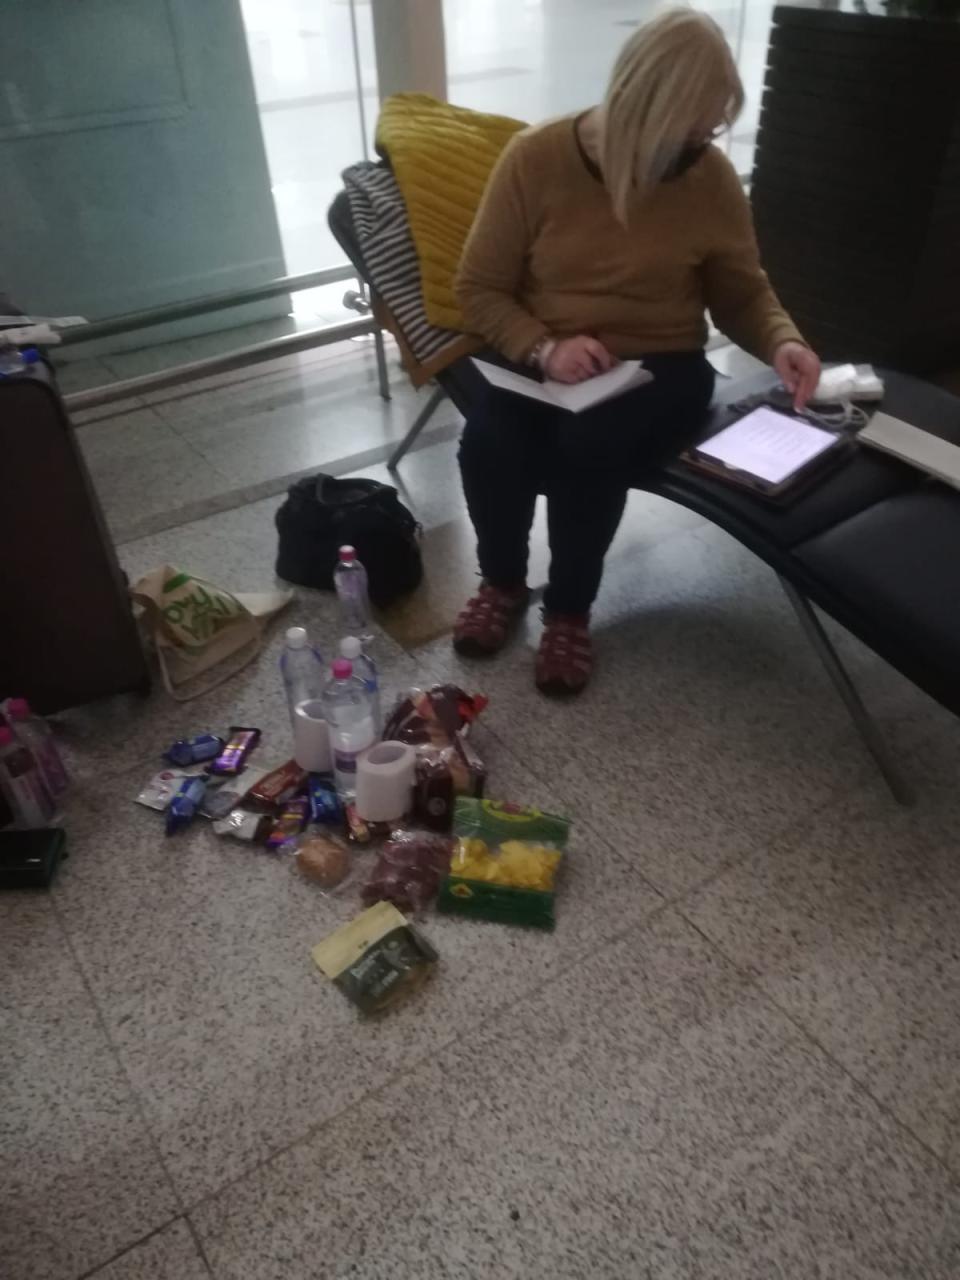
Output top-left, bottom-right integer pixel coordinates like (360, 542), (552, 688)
(472, 357), (653, 413)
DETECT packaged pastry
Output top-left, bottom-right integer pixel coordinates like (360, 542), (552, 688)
(362, 828), (453, 915)
(296, 833), (351, 890)
(438, 797), (570, 929)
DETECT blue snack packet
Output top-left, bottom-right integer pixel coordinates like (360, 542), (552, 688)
(164, 733), (224, 767)
(165, 775), (208, 836)
(308, 773), (341, 825)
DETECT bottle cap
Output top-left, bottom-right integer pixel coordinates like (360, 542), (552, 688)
(339, 636), (362, 659)
(285, 626), (308, 649)
(6, 698), (29, 719)
(0, 726), (13, 747)
(338, 545), (356, 563)
(331, 658), (353, 680)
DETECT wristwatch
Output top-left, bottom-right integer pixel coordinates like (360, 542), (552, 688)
(528, 336), (557, 372)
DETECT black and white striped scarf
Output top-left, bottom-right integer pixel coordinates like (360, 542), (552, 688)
(342, 161), (465, 368)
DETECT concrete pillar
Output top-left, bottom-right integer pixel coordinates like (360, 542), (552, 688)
(371, 0), (448, 102)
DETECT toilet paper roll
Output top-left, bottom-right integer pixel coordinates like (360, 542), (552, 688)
(293, 699), (332, 773)
(354, 740), (416, 823)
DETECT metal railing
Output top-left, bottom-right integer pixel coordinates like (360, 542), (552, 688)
(62, 265), (391, 413)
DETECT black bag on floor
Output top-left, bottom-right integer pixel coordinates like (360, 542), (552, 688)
(275, 473), (422, 607)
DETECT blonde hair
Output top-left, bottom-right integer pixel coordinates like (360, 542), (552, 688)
(602, 8), (744, 223)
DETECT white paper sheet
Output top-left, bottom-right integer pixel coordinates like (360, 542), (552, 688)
(696, 406), (836, 485)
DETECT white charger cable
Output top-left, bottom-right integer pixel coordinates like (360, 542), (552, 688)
(799, 399), (869, 431)
(798, 364), (884, 431)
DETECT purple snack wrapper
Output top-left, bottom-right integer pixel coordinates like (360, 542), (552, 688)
(266, 796), (309, 853)
(208, 726), (261, 777)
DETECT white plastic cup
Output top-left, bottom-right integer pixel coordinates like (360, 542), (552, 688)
(354, 740), (416, 822)
(293, 698), (333, 773)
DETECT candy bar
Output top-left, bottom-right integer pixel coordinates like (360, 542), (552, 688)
(207, 727), (261, 777)
(247, 759), (307, 810)
(265, 796), (309, 853)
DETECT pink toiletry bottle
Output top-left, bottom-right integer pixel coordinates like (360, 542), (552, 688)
(0, 726), (56, 828)
(5, 698), (69, 797)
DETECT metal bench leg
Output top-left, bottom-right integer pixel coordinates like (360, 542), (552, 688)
(373, 325), (391, 401)
(388, 384), (447, 471)
(778, 576), (914, 806)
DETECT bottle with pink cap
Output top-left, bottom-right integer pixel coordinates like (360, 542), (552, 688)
(320, 658), (376, 797)
(333, 545), (373, 643)
(4, 698), (69, 797)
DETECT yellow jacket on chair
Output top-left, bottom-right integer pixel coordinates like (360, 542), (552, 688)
(375, 93), (526, 331)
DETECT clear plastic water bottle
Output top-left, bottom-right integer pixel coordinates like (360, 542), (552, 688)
(321, 658), (377, 797)
(339, 636), (381, 734)
(0, 343), (40, 377)
(0, 726), (56, 827)
(333, 546), (373, 642)
(279, 626), (326, 724)
(4, 698), (69, 798)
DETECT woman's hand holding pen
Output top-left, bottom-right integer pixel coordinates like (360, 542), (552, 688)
(544, 335), (618, 383)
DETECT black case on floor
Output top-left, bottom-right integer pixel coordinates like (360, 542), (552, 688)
(0, 828), (67, 889)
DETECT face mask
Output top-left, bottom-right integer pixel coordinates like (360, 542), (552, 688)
(661, 142), (710, 182)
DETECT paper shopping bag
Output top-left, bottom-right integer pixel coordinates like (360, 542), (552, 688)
(131, 565), (292, 701)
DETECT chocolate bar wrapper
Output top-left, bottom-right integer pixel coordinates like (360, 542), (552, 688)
(207, 726), (261, 777)
(265, 796), (309, 853)
(200, 763), (277, 820)
(247, 759), (307, 811)
(212, 809), (272, 843)
(344, 803), (391, 845)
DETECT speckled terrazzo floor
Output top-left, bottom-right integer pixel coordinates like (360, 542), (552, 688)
(5, 433), (960, 1280)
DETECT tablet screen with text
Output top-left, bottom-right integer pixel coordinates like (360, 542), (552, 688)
(695, 407), (837, 486)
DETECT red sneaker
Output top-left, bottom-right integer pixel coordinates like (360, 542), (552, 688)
(453, 582), (529, 657)
(535, 613), (592, 696)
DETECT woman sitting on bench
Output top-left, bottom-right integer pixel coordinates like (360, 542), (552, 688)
(454, 7), (820, 696)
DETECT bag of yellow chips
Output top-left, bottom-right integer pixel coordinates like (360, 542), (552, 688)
(438, 797), (571, 929)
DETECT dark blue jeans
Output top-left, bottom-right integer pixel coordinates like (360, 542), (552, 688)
(458, 351), (715, 616)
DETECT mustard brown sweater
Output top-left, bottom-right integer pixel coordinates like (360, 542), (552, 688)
(455, 115), (804, 365)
